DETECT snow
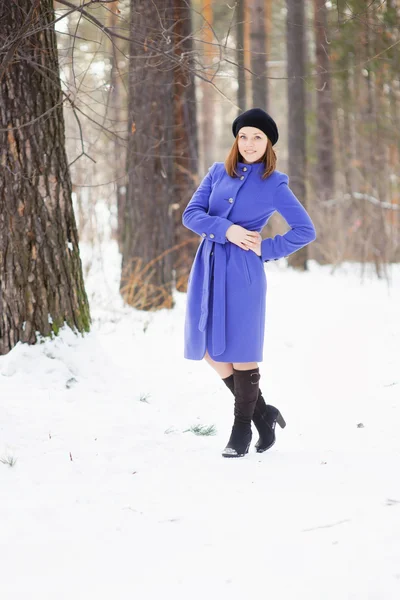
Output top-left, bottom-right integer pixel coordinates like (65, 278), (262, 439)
(1, 241), (399, 600)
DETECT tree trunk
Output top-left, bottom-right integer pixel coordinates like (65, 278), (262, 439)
(286, 0), (309, 269)
(108, 1), (129, 252)
(249, 0), (268, 109)
(314, 0), (334, 202)
(311, 0), (335, 264)
(237, 0), (246, 111)
(244, 0), (252, 108)
(200, 0), (215, 173)
(172, 0), (199, 292)
(0, 0), (90, 355)
(122, 0), (175, 310)
(265, 0), (272, 60)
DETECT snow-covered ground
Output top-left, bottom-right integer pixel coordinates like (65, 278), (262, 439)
(1, 241), (399, 600)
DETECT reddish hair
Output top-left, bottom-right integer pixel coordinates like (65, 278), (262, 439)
(224, 135), (277, 179)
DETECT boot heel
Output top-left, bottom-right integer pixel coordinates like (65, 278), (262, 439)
(277, 412), (286, 429)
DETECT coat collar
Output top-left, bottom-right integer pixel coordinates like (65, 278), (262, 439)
(237, 160), (264, 169)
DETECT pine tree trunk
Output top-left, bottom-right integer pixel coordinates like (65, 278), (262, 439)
(122, 0), (175, 310)
(108, 1), (129, 252)
(311, 0), (335, 264)
(200, 1), (215, 172)
(237, 0), (246, 111)
(314, 0), (334, 202)
(244, 1), (252, 108)
(172, 1), (199, 292)
(0, 0), (90, 355)
(250, 0), (268, 109)
(286, 0), (309, 269)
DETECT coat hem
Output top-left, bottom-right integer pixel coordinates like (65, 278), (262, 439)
(184, 352), (264, 363)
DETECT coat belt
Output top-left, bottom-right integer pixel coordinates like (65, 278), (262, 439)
(198, 241), (226, 356)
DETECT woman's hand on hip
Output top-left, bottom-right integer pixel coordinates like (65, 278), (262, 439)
(249, 231), (262, 256)
(226, 225), (261, 253)
(248, 232), (262, 256)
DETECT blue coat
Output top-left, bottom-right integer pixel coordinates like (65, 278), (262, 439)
(182, 160), (316, 362)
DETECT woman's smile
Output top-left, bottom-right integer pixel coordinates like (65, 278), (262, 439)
(237, 126), (268, 163)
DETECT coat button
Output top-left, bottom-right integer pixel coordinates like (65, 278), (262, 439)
(210, 251), (214, 256)
(242, 167), (248, 171)
(201, 232), (206, 237)
(209, 233), (215, 239)
(229, 198), (234, 203)
(240, 176), (244, 180)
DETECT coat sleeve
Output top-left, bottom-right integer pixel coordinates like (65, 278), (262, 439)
(261, 174), (316, 262)
(182, 163), (234, 244)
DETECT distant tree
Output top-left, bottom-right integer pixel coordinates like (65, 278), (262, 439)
(310, 0), (335, 265)
(313, 0), (334, 202)
(286, 0), (309, 269)
(0, 0), (90, 355)
(108, 0), (129, 253)
(237, 0), (246, 111)
(249, 0), (268, 109)
(120, 0), (175, 310)
(172, 1), (199, 292)
(200, 0), (215, 169)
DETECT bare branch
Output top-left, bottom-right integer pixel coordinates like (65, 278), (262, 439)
(55, 0), (240, 109)
(0, 0), (40, 82)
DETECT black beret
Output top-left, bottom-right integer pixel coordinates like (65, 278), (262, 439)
(232, 107), (279, 146)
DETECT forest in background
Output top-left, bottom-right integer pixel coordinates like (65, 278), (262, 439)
(54, 1), (400, 273)
(1, 0), (400, 353)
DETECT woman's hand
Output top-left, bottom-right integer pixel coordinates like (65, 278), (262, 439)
(247, 232), (262, 256)
(226, 225), (262, 255)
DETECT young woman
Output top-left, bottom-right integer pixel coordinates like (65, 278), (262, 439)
(182, 108), (316, 458)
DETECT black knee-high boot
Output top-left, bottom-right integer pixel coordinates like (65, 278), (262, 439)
(222, 373), (286, 453)
(221, 367), (260, 458)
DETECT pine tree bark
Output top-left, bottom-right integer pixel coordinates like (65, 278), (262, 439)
(314, 0), (334, 202)
(0, 0), (90, 355)
(122, 0), (175, 310)
(244, 0), (252, 108)
(200, 1), (214, 172)
(311, 0), (335, 264)
(108, 1), (129, 253)
(286, 0), (309, 269)
(237, 0), (246, 111)
(172, 1), (199, 292)
(249, 0), (268, 109)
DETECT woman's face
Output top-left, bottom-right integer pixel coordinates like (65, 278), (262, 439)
(237, 126), (268, 164)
